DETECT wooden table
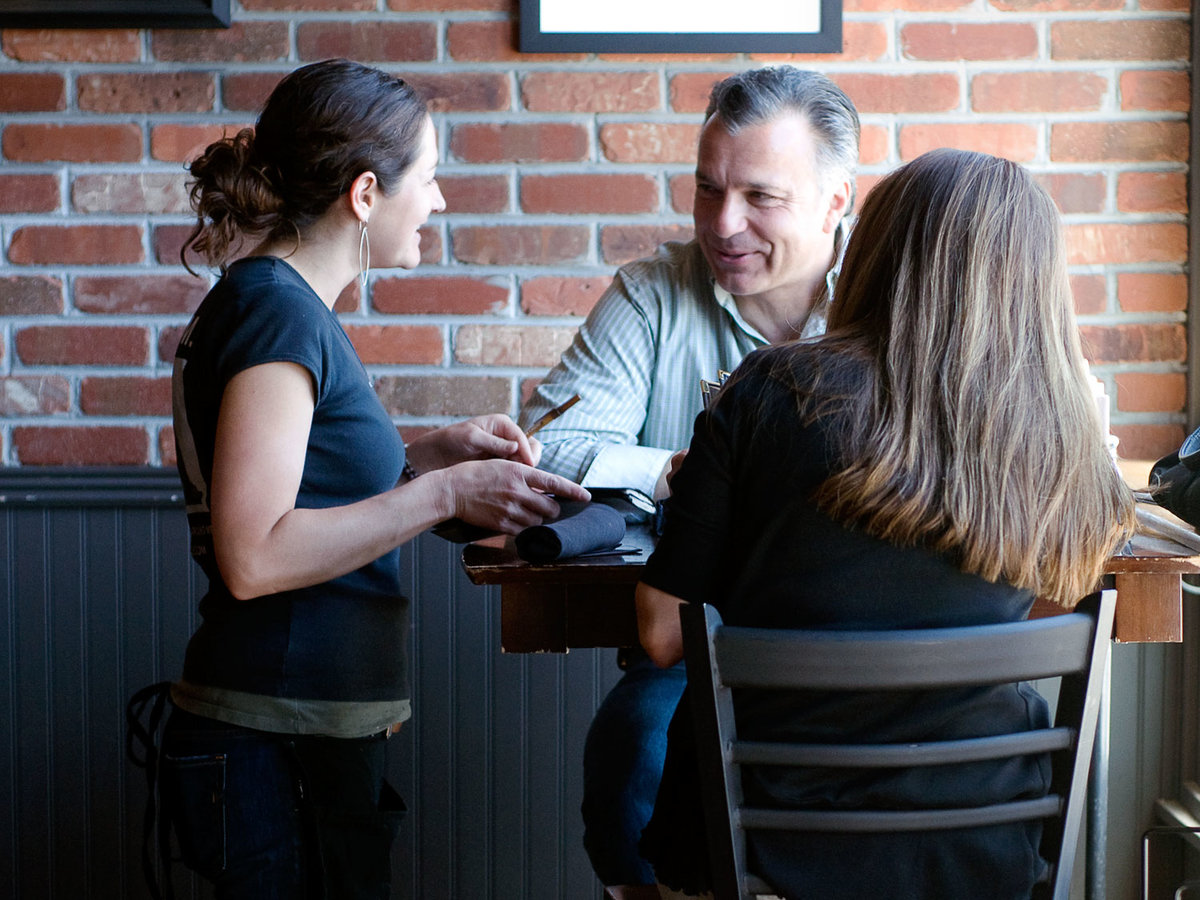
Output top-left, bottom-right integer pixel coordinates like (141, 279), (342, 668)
(463, 511), (1200, 652)
(462, 522), (655, 653)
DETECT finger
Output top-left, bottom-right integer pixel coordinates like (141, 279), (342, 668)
(505, 426), (537, 465)
(471, 432), (521, 460)
(492, 494), (559, 533)
(520, 492), (562, 522)
(526, 469), (590, 502)
(487, 414), (523, 439)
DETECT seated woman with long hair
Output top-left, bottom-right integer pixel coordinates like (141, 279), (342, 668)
(634, 148), (1137, 900)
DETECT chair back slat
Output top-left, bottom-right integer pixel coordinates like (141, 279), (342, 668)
(712, 614), (1096, 691)
(737, 795), (1064, 833)
(731, 726), (1073, 768)
(681, 589), (1116, 900)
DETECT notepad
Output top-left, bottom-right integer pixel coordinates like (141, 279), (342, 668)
(700, 369), (731, 409)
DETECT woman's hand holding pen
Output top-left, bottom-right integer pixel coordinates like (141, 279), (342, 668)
(403, 412), (589, 535)
(410, 392), (579, 472)
(406, 414), (541, 471)
(408, 393), (580, 472)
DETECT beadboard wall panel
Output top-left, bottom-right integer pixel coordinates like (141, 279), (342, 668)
(0, 468), (618, 900)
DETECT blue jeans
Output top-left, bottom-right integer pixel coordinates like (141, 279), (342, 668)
(160, 707), (405, 899)
(581, 654), (687, 886)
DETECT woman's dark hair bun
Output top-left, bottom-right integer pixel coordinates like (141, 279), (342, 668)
(182, 59), (428, 270)
(182, 128), (288, 269)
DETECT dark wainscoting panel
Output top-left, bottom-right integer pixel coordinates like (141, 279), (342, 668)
(0, 468), (619, 899)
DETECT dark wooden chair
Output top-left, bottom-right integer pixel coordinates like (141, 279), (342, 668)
(681, 589), (1116, 900)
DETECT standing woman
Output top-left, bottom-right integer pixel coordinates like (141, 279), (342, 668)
(634, 149), (1136, 899)
(161, 59), (588, 898)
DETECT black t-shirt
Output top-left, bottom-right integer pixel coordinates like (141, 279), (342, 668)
(640, 343), (1049, 899)
(173, 257), (408, 703)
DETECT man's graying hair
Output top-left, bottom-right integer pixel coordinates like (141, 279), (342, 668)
(706, 66), (860, 198)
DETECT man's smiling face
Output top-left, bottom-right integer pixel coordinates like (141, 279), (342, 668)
(693, 112), (848, 310)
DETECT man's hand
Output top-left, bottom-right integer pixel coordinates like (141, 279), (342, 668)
(653, 449), (689, 500)
(665, 450), (688, 489)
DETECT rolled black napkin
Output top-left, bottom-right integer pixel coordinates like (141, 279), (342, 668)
(515, 502), (626, 563)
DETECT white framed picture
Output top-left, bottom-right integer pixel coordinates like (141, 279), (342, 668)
(519, 0), (840, 53)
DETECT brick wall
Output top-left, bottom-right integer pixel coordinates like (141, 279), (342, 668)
(0, 0), (1189, 466)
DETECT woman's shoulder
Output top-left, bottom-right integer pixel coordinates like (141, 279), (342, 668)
(200, 257), (324, 324)
(190, 257), (334, 365)
(220, 256), (314, 300)
(737, 338), (870, 393)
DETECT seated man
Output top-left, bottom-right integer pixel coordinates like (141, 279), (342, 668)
(517, 66), (860, 887)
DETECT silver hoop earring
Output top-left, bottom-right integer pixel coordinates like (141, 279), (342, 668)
(358, 220), (371, 293)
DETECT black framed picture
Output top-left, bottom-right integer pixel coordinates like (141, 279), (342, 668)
(518, 0), (841, 54)
(0, 0), (231, 28)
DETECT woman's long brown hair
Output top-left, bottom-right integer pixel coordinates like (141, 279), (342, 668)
(787, 149), (1135, 607)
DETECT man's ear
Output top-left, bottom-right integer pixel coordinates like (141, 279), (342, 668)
(349, 170), (379, 223)
(822, 177), (853, 233)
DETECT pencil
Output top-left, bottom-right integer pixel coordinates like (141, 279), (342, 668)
(525, 394), (581, 437)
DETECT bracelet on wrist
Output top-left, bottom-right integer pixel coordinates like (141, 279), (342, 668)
(402, 459), (419, 482)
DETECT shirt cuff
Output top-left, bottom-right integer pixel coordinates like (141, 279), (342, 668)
(581, 444), (674, 499)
